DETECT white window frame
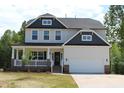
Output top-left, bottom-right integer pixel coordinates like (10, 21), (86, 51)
(42, 19), (52, 25)
(55, 31), (61, 40)
(81, 35), (92, 41)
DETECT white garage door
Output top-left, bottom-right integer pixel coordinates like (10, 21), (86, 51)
(64, 46), (109, 73)
(69, 59), (104, 73)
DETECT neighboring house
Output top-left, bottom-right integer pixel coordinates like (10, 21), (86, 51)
(11, 13), (110, 73)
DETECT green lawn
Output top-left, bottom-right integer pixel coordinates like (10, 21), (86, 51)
(0, 72), (78, 88)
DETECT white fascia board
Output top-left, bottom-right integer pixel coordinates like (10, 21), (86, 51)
(64, 45), (110, 48)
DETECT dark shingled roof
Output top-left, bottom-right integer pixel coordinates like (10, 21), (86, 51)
(12, 43), (63, 46)
(58, 18), (104, 29)
(26, 13), (105, 29)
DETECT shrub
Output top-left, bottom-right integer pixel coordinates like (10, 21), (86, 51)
(118, 62), (124, 74)
(112, 60), (120, 74)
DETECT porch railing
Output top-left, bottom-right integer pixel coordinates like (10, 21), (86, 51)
(14, 60), (51, 67)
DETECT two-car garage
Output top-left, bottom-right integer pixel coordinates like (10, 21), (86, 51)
(64, 46), (109, 73)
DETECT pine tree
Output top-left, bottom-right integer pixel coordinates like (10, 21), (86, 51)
(18, 21), (26, 43)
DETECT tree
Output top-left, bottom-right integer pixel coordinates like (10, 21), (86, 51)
(18, 21), (26, 43)
(119, 18), (124, 59)
(104, 5), (124, 43)
(111, 43), (121, 73)
(0, 30), (19, 69)
(22, 49), (32, 72)
(104, 5), (124, 74)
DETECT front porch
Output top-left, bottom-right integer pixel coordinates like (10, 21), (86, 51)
(11, 46), (64, 73)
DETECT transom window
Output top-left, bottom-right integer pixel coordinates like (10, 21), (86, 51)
(44, 31), (49, 40)
(32, 30), (38, 40)
(81, 35), (92, 41)
(55, 31), (61, 40)
(32, 51), (46, 60)
(42, 19), (52, 25)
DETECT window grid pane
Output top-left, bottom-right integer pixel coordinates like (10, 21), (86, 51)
(42, 19), (52, 25)
(32, 31), (38, 40)
(56, 31), (61, 40)
(38, 52), (44, 60)
(82, 35), (92, 41)
(44, 31), (49, 40)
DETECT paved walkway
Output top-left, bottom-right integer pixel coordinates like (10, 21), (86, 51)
(71, 74), (124, 88)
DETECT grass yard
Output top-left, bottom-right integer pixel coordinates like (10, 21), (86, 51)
(0, 72), (78, 88)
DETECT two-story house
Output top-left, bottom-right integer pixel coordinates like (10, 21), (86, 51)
(11, 13), (110, 73)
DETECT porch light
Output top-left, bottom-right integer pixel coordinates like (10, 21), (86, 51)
(65, 58), (68, 62)
(106, 58), (108, 62)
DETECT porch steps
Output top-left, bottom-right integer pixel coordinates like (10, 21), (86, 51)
(53, 66), (61, 73)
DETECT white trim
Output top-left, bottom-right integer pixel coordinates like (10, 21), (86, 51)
(12, 47), (15, 59)
(22, 47), (25, 58)
(26, 16), (40, 27)
(81, 35), (92, 41)
(63, 30), (111, 47)
(92, 30), (111, 47)
(64, 45), (110, 48)
(16, 49), (19, 60)
(47, 48), (50, 59)
(55, 18), (68, 28)
(42, 19), (52, 25)
(63, 30), (81, 46)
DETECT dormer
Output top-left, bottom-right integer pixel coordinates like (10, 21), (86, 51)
(26, 13), (67, 29)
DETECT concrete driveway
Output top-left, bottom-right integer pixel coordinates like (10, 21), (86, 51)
(71, 74), (124, 88)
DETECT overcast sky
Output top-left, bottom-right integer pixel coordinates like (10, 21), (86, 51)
(0, 0), (123, 37)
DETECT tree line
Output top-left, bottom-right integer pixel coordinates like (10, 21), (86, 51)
(0, 21), (26, 69)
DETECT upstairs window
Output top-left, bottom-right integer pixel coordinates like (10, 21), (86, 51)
(44, 31), (49, 40)
(32, 30), (38, 40)
(81, 35), (92, 41)
(55, 31), (61, 40)
(42, 19), (52, 25)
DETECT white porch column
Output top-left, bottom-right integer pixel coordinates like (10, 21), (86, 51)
(16, 49), (19, 60)
(12, 47), (15, 59)
(47, 48), (50, 59)
(61, 53), (64, 73)
(22, 47), (25, 58)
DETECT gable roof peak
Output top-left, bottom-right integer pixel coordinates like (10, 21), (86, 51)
(40, 13), (55, 17)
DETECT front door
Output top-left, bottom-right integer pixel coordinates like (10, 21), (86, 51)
(54, 52), (60, 66)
